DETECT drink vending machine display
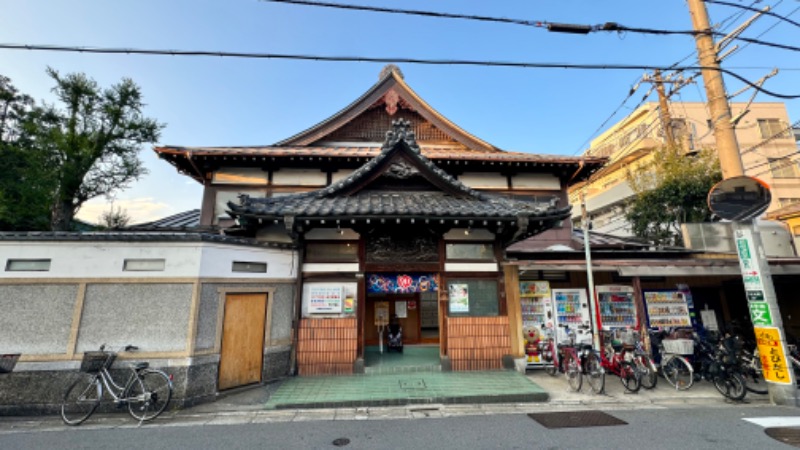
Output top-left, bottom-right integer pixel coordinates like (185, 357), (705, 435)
(519, 281), (554, 367)
(643, 289), (693, 328)
(595, 285), (637, 330)
(552, 288), (592, 345)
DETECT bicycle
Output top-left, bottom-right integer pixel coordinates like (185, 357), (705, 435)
(600, 330), (641, 393)
(630, 330), (658, 390)
(555, 325), (584, 392)
(61, 345), (173, 426)
(538, 325), (559, 377)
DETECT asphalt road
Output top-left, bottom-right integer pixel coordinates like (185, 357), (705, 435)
(1, 405), (799, 450)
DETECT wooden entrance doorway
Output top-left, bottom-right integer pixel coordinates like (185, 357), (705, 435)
(364, 294), (423, 345)
(218, 293), (268, 391)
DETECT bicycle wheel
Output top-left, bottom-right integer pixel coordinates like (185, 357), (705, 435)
(125, 369), (173, 421)
(662, 355), (694, 390)
(61, 373), (102, 425)
(636, 355), (658, 390)
(544, 350), (557, 376)
(619, 362), (641, 393)
(563, 352), (583, 392)
(584, 352), (606, 394)
(714, 372), (747, 401)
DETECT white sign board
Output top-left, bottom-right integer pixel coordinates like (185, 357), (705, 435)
(307, 284), (344, 313)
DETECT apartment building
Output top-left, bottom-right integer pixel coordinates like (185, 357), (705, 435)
(569, 102), (799, 237)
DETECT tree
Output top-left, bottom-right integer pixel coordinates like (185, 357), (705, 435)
(0, 75), (55, 231)
(98, 203), (132, 230)
(32, 68), (164, 231)
(624, 147), (722, 246)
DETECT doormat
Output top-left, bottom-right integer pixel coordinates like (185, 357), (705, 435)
(765, 428), (800, 448)
(399, 379), (426, 390)
(528, 411), (627, 429)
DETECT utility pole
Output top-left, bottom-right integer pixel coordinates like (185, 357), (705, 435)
(687, 0), (796, 406)
(651, 69), (677, 149)
(581, 192), (601, 352)
(687, 0), (745, 179)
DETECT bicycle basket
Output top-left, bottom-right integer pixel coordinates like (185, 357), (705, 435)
(80, 351), (115, 373)
(662, 338), (694, 355)
(0, 354), (20, 373)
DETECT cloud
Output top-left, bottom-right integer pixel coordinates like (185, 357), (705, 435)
(75, 198), (172, 225)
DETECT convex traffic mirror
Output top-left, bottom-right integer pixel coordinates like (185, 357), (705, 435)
(707, 176), (772, 221)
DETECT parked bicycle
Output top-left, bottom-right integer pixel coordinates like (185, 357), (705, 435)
(61, 345), (173, 426)
(538, 325), (559, 377)
(630, 330), (658, 390)
(658, 329), (746, 401)
(600, 329), (640, 393)
(555, 325), (585, 392)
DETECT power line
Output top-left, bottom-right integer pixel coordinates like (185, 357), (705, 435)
(4, 43), (798, 99)
(261, 0), (800, 53)
(704, 0), (800, 29)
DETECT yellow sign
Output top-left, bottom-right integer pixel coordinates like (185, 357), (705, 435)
(754, 326), (793, 385)
(374, 301), (389, 326)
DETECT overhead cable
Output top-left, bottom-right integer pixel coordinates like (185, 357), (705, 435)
(704, 0), (800, 29)
(2, 43), (798, 99)
(261, 0), (800, 53)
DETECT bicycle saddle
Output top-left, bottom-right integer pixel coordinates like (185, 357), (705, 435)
(133, 362), (149, 370)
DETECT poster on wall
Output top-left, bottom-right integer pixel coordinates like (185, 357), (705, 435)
(375, 301), (390, 326)
(308, 285), (344, 313)
(449, 284), (470, 313)
(303, 282), (357, 315)
(396, 301), (408, 318)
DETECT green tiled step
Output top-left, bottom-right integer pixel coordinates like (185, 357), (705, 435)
(265, 371), (549, 410)
(364, 364), (442, 375)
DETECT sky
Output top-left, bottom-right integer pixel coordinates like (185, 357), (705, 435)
(2, 1), (798, 224)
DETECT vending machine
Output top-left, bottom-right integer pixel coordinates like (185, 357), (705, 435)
(595, 285), (637, 330)
(519, 281), (554, 367)
(552, 288), (593, 345)
(643, 288), (694, 329)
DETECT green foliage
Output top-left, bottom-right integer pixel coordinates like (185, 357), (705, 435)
(624, 147), (722, 246)
(0, 69), (164, 231)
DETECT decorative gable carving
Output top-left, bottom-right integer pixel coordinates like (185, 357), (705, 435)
(384, 160), (420, 179)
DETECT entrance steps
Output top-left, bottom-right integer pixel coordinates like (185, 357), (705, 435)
(364, 363), (442, 375)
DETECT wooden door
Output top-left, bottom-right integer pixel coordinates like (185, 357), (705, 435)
(218, 293), (267, 391)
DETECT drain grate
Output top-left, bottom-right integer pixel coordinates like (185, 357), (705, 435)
(399, 379), (427, 389)
(765, 428), (800, 447)
(528, 411), (627, 429)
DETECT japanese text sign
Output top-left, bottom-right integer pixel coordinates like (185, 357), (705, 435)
(754, 326), (793, 385)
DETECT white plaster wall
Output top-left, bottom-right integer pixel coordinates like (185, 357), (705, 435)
(457, 172), (507, 189)
(444, 263), (499, 272)
(512, 173), (561, 190)
(272, 168), (327, 186)
(1, 241), (297, 279)
(198, 245), (297, 278)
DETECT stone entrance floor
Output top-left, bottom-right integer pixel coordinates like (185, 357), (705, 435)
(265, 370), (548, 409)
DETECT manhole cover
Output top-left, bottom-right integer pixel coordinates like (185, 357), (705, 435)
(399, 379), (426, 389)
(332, 437), (350, 446)
(528, 411), (627, 429)
(765, 428), (800, 447)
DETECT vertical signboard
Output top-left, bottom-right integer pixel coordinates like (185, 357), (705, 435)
(735, 228), (774, 326)
(754, 326), (793, 385)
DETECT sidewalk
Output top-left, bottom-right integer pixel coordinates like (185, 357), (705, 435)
(0, 369), (775, 434)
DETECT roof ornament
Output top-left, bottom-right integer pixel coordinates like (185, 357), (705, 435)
(383, 118), (420, 153)
(379, 64), (404, 80)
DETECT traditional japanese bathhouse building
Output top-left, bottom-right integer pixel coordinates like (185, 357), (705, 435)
(155, 66), (604, 376)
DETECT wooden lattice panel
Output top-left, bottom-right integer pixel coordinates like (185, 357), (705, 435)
(297, 318), (357, 376)
(322, 108), (462, 145)
(447, 317), (511, 371)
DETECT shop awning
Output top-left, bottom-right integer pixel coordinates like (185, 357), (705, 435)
(510, 258), (800, 277)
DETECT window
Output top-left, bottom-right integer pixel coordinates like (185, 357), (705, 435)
(779, 198), (800, 208)
(758, 119), (789, 139)
(5, 259), (51, 271)
(769, 158), (798, 179)
(232, 261), (268, 273)
(305, 242), (359, 262)
(123, 259), (165, 271)
(447, 279), (499, 317)
(445, 243), (495, 261)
